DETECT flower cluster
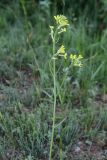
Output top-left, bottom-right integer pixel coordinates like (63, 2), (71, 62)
(49, 15), (83, 67)
(49, 15), (69, 40)
(54, 15), (69, 34)
(54, 15), (69, 27)
(56, 45), (83, 66)
(70, 54), (83, 67)
(57, 45), (67, 59)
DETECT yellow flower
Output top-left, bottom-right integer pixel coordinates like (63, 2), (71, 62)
(58, 28), (67, 34)
(70, 54), (76, 60)
(70, 54), (83, 67)
(54, 15), (69, 27)
(57, 45), (65, 54)
(57, 45), (67, 59)
(61, 28), (66, 32)
(78, 54), (83, 59)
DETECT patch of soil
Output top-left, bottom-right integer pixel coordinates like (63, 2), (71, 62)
(67, 139), (107, 160)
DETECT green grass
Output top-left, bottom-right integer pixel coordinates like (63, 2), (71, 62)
(0, 1), (107, 160)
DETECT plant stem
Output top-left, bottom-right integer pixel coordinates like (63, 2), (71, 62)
(49, 37), (56, 160)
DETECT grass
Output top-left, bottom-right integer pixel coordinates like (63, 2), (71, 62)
(0, 1), (107, 160)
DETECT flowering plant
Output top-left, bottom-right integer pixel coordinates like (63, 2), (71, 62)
(49, 15), (83, 160)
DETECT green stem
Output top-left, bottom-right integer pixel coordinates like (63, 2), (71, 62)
(49, 37), (57, 160)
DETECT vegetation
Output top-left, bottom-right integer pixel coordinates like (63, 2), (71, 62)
(0, 0), (107, 159)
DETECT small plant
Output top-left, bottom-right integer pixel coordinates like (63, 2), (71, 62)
(49, 15), (83, 160)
